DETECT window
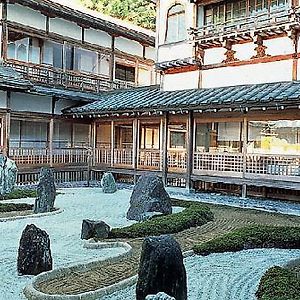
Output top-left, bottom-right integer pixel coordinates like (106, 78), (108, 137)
(165, 4), (186, 43)
(168, 124), (187, 149)
(203, 0), (288, 25)
(74, 48), (98, 74)
(43, 41), (63, 69)
(140, 126), (160, 149)
(115, 63), (135, 82)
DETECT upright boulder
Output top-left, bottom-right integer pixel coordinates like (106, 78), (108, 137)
(81, 219), (110, 240)
(17, 224), (52, 275)
(0, 155), (17, 196)
(127, 174), (171, 221)
(34, 168), (56, 213)
(101, 172), (117, 193)
(146, 292), (176, 300)
(136, 235), (187, 300)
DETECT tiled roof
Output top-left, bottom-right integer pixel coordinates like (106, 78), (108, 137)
(65, 80), (300, 115)
(0, 65), (32, 90)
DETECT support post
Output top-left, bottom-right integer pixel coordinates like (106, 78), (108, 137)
(132, 118), (139, 183)
(162, 112), (169, 186)
(1, 2), (8, 61)
(3, 91), (11, 157)
(49, 118), (54, 167)
(110, 120), (115, 167)
(186, 111), (194, 191)
(242, 115), (248, 198)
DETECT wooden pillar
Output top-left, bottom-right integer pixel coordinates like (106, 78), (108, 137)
(110, 120), (115, 167)
(242, 115), (248, 198)
(110, 36), (116, 83)
(1, 2), (8, 61)
(132, 118), (139, 183)
(186, 111), (194, 191)
(162, 112), (169, 186)
(3, 91), (11, 157)
(91, 121), (97, 148)
(49, 118), (54, 167)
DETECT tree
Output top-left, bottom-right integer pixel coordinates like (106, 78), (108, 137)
(80, 0), (156, 30)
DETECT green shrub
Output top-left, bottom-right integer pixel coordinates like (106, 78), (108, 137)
(256, 266), (300, 300)
(109, 201), (214, 238)
(0, 189), (37, 200)
(0, 203), (33, 213)
(193, 226), (300, 255)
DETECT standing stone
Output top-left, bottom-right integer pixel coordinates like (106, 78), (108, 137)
(146, 292), (176, 300)
(127, 174), (172, 221)
(101, 172), (117, 193)
(34, 168), (56, 213)
(136, 235), (187, 300)
(17, 224), (52, 275)
(81, 219), (110, 240)
(0, 155), (17, 196)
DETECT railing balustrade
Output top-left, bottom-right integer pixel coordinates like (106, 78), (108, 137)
(138, 149), (162, 170)
(113, 148), (133, 166)
(52, 148), (88, 165)
(93, 148), (111, 166)
(168, 150), (187, 172)
(10, 148), (50, 165)
(4, 60), (135, 92)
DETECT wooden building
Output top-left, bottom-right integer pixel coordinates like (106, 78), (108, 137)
(0, 0), (299, 199)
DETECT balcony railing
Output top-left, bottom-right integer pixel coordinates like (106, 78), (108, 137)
(190, 7), (298, 43)
(4, 60), (136, 92)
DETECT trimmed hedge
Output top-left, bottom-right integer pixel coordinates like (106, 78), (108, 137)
(109, 200), (214, 238)
(193, 226), (300, 256)
(0, 189), (37, 200)
(256, 266), (300, 300)
(0, 203), (33, 213)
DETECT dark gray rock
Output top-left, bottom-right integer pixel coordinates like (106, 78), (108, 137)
(146, 292), (176, 300)
(101, 172), (117, 193)
(34, 168), (56, 213)
(0, 155), (17, 195)
(136, 235), (187, 300)
(81, 219), (110, 240)
(17, 224), (52, 275)
(127, 174), (172, 221)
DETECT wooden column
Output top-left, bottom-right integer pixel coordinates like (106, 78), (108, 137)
(162, 112), (169, 186)
(132, 118), (139, 183)
(242, 115), (248, 198)
(3, 91), (11, 157)
(186, 111), (194, 191)
(109, 36), (116, 83)
(1, 2), (8, 61)
(110, 120), (115, 167)
(49, 118), (54, 167)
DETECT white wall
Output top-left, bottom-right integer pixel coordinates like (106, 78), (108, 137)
(49, 18), (82, 40)
(0, 90), (7, 109)
(232, 43), (256, 61)
(163, 70), (200, 91)
(115, 36), (143, 57)
(10, 93), (52, 114)
(202, 60), (293, 88)
(204, 47), (227, 65)
(138, 68), (152, 86)
(264, 37), (294, 56)
(7, 4), (46, 31)
(84, 28), (112, 49)
(145, 46), (156, 60)
(54, 99), (77, 115)
(158, 42), (194, 62)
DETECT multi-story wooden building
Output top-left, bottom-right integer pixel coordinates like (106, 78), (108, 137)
(66, 0), (300, 199)
(1, 0), (300, 199)
(0, 0), (156, 182)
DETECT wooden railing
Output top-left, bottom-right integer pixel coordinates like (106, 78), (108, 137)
(10, 148), (50, 165)
(113, 148), (133, 166)
(168, 150), (187, 172)
(190, 7), (296, 42)
(52, 148), (88, 165)
(138, 149), (161, 170)
(4, 60), (136, 92)
(93, 148), (112, 166)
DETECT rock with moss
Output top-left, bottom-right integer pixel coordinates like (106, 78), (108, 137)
(0, 155), (17, 196)
(81, 219), (110, 240)
(34, 168), (56, 213)
(17, 224), (52, 275)
(127, 174), (172, 221)
(136, 235), (187, 300)
(146, 292), (176, 300)
(101, 172), (117, 193)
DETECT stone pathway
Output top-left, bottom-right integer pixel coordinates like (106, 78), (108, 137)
(37, 204), (300, 296)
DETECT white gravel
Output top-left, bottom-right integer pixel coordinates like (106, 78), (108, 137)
(103, 248), (300, 300)
(1, 187), (299, 300)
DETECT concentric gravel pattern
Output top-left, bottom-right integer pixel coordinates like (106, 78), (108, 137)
(36, 204), (300, 296)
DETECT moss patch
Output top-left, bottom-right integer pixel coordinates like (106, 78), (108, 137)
(109, 200), (214, 238)
(193, 226), (300, 256)
(0, 189), (37, 200)
(0, 203), (33, 213)
(256, 266), (300, 300)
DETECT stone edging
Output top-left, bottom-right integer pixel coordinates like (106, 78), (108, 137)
(23, 243), (194, 300)
(23, 240), (133, 300)
(0, 208), (64, 222)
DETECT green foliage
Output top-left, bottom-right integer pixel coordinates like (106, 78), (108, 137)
(256, 266), (300, 300)
(79, 0), (156, 29)
(193, 226), (300, 255)
(109, 201), (214, 238)
(0, 203), (33, 213)
(0, 189), (37, 200)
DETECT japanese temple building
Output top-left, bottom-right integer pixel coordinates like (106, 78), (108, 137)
(0, 0), (300, 200)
